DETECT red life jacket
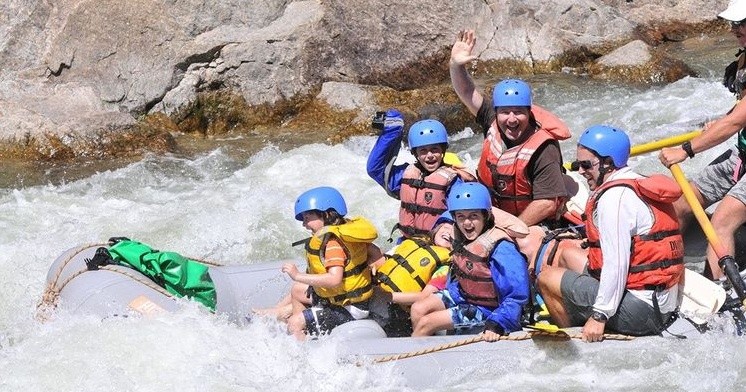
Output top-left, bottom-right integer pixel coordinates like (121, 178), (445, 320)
(477, 105), (571, 217)
(585, 175), (684, 290)
(450, 227), (512, 308)
(398, 164), (475, 238)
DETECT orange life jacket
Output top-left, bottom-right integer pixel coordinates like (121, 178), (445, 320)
(585, 175), (684, 290)
(398, 164), (475, 238)
(449, 227), (513, 308)
(477, 105), (571, 217)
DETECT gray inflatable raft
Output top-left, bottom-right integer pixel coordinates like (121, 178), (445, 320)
(39, 240), (743, 390)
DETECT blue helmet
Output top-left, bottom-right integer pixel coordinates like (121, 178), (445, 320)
(434, 211), (455, 226)
(408, 119), (448, 149)
(577, 125), (631, 168)
(492, 79), (532, 108)
(447, 182), (492, 212)
(294, 186), (347, 221)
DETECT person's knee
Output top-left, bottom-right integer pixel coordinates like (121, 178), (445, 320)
(287, 313), (306, 335)
(536, 268), (562, 296)
(410, 300), (427, 323)
(412, 314), (435, 336)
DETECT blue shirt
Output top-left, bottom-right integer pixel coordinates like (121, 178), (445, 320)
(446, 239), (529, 333)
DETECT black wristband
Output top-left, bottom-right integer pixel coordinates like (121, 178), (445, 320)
(682, 141), (695, 158)
(591, 310), (608, 322)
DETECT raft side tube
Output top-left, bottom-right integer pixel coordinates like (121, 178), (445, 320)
(210, 260), (302, 322)
(330, 319), (387, 340)
(56, 266), (182, 316)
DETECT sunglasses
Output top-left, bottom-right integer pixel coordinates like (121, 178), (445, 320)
(731, 20), (746, 29)
(569, 159), (600, 171)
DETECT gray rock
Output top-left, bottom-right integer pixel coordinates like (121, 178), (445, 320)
(597, 40), (652, 67)
(0, 0), (733, 157)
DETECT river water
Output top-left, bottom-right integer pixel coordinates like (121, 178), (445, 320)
(1, 35), (746, 391)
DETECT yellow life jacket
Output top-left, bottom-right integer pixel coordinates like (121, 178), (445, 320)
(376, 238), (451, 293)
(306, 217), (378, 306)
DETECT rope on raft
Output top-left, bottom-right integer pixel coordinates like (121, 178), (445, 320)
(367, 330), (635, 364)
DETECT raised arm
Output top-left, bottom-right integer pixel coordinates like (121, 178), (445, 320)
(366, 109), (407, 197)
(449, 29), (484, 116)
(659, 99), (746, 167)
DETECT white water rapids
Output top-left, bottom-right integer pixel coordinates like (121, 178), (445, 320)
(2, 36), (746, 391)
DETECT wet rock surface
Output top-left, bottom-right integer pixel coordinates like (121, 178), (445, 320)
(0, 0), (733, 168)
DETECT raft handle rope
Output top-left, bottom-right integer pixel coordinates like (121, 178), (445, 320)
(363, 330), (635, 364)
(37, 242), (206, 321)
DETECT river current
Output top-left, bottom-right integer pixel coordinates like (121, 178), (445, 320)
(1, 34), (745, 391)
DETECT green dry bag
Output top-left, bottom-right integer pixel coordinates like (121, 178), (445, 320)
(108, 239), (217, 311)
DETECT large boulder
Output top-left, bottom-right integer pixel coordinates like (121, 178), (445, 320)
(0, 0), (732, 159)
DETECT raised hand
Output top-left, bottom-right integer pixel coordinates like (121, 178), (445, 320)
(450, 29), (478, 66)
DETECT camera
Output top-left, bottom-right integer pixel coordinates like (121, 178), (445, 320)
(371, 111), (386, 131)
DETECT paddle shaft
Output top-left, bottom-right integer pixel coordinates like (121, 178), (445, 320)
(669, 164), (746, 306)
(564, 130), (701, 170)
(630, 130), (701, 156)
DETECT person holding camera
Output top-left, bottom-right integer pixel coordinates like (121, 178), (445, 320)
(366, 110), (476, 242)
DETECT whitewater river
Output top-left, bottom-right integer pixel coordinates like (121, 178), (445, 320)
(2, 35), (746, 391)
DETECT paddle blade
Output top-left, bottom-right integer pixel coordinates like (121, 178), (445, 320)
(680, 268), (726, 324)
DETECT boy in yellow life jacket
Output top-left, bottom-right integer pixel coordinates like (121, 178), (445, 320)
(283, 186), (382, 340)
(369, 212), (456, 336)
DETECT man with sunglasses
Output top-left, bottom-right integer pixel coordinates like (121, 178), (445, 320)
(659, 0), (746, 280)
(450, 30), (572, 228)
(539, 125), (684, 341)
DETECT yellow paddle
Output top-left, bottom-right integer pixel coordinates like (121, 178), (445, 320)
(670, 164), (746, 308)
(630, 130), (701, 156)
(564, 130), (702, 170)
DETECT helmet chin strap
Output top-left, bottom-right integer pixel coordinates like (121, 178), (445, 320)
(596, 160), (614, 188)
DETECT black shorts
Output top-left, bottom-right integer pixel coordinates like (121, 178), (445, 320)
(302, 300), (370, 336)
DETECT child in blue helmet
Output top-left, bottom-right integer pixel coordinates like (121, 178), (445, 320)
(369, 211), (457, 336)
(410, 182), (530, 340)
(366, 111), (476, 241)
(282, 186), (383, 340)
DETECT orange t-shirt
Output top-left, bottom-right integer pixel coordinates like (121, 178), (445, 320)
(322, 238), (347, 269)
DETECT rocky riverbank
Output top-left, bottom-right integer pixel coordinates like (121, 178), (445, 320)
(0, 0), (733, 165)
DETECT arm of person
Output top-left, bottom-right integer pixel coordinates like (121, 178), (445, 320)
(283, 264), (344, 289)
(519, 143), (568, 225)
(483, 240), (530, 334)
(282, 237), (348, 288)
(449, 29), (483, 116)
(366, 243), (385, 272)
(659, 98), (746, 166)
(366, 109), (408, 196)
(516, 199), (560, 227)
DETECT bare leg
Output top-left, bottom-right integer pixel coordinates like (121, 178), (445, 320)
(254, 282), (310, 322)
(555, 242), (587, 273)
(412, 309), (455, 336)
(410, 293), (446, 331)
(536, 267), (572, 327)
(289, 282), (311, 316)
(515, 226), (546, 269)
(287, 312), (307, 341)
(707, 195), (746, 279)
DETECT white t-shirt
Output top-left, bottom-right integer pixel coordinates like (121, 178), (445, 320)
(592, 168), (679, 317)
